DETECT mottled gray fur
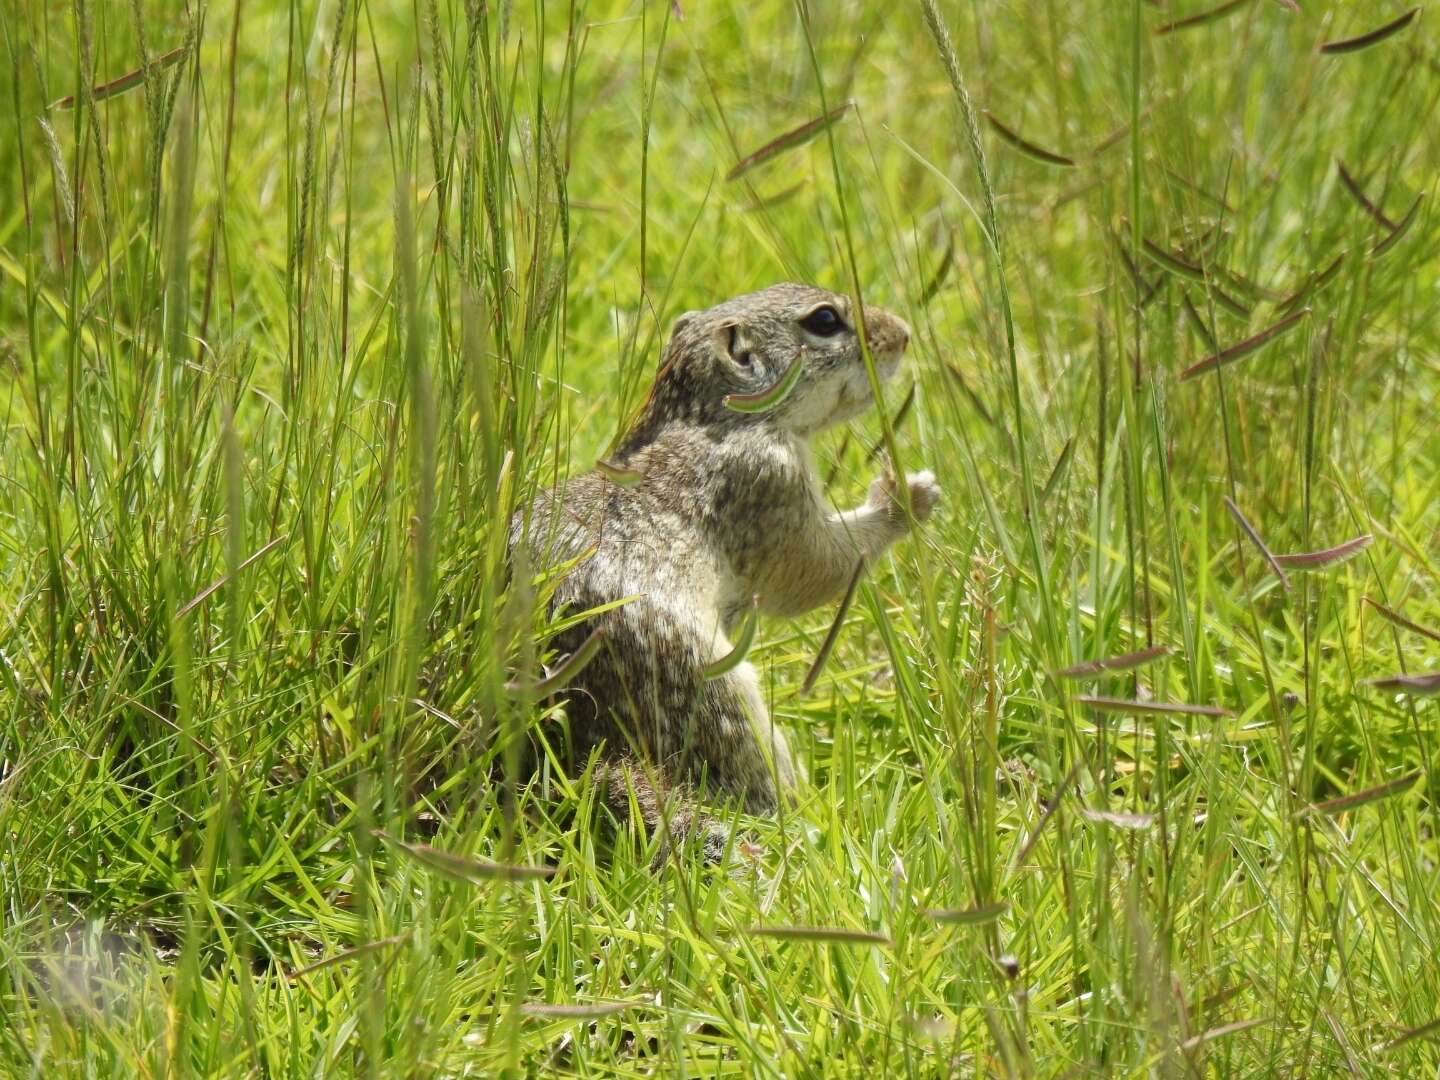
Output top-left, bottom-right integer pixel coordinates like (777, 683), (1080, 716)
(510, 283), (939, 860)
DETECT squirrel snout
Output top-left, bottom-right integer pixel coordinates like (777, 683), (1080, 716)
(893, 317), (912, 351)
(864, 310), (911, 357)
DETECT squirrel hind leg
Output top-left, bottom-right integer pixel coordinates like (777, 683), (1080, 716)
(595, 755), (734, 868)
(695, 660), (797, 815)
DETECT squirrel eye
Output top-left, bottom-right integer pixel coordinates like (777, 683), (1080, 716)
(799, 305), (845, 337)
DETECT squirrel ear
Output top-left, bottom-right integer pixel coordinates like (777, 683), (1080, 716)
(662, 308), (702, 368)
(718, 321), (755, 368)
(664, 311), (700, 365)
(669, 310), (700, 341)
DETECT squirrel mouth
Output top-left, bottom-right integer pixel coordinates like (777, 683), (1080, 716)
(830, 379), (873, 421)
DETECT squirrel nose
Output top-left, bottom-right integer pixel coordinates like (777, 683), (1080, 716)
(860, 308), (911, 356)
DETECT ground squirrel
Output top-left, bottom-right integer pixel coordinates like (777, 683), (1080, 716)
(511, 283), (939, 860)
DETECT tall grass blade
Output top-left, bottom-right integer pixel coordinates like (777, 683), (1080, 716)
(504, 627), (607, 698)
(1154, 0), (1253, 36)
(745, 925), (891, 946)
(1142, 238), (1207, 283)
(725, 101), (853, 181)
(1179, 1017), (1269, 1051)
(176, 535), (287, 619)
(923, 902), (1009, 925)
(288, 934), (413, 980)
(1271, 534), (1371, 570)
(1054, 646), (1171, 679)
(1078, 808), (1157, 829)
(1179, 309), (1310, 382)
(520, 1002), (646, 1019)
(1362, 673), (1440, 697)
(1380, 1016), (1440, 1053)
(1336, 161), (1397, 229)
(982, 111), (1076, 167)
(1319, 9), (1420, 54)
(1076, 696), (1232, 717)
(1303, 771), (1422, 815)
(375, 831), (559, 882)
(1222, 496), (1292, 590)
(920, 230), (956, 303)
(1370, 194), (1424, 259)
(48, 43), (188, 109)
(1277, 253), (1345, 313)
(1040, 435), (1077, 502)
(1364, 598), (1440, 645)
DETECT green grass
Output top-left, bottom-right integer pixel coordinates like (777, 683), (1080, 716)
(2, 0), (1438, 1073)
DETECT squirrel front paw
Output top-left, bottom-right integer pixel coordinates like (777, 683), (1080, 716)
(868, 468), (941, 525)
(905, 470), (941, 521)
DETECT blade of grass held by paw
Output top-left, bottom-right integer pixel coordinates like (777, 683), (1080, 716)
(1179, 308), (1310, 382)
(1272, 534), (1372, 570)
(982, 111), (1075, 167)
(800, 560), (865, 696)
(866, 386), (917, 462)
(725, 101), (853, 181)
(1302, 771), (1422, 816)
(1054, 645), (1171, 679)
(1319, 8), (1420, 54)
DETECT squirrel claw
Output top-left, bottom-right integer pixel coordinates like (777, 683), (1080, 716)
(868, 468), (941, 524)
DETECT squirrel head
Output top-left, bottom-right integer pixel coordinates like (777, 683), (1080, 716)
(627, 283), (910, 445)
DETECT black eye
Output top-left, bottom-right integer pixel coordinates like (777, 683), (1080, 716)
(799, 305), (846, 337)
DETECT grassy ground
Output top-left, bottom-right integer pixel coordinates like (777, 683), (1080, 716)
(2, 0), (1438, 1074)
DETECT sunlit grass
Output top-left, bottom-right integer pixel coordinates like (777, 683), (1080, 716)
(1, 0), (1437, 1074)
